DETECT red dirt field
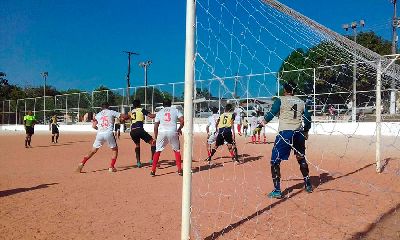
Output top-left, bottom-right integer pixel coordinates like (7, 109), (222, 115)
(0, 131), (399, 240)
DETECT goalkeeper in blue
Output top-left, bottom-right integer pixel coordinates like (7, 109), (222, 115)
(264, 83), (312, 199)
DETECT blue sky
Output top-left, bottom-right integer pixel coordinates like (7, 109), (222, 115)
(0, 0), (395, 93)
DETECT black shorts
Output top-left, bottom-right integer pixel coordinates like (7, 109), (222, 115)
(114, 124), (121, 131)
(216, 128), (234, 146)
(51, 124), (59, 134)
(25, 126), (34, 135)
(130, 128), (153, 145)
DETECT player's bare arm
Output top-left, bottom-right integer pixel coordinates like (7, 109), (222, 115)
(177, 116), (184, 135)
(92, 119), (98, 130)
(147, 113), (156, 119)
(154, 122), (160, 139)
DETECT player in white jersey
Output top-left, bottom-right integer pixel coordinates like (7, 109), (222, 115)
(249, 112), (258, 143)
(206, 107), (220, 157)
(150, 99), (184, 176)
(76, 102), (126, 173)
(233, 106), (243, 136)
(256, 111), (267, 144)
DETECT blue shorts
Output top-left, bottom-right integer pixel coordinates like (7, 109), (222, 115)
(271, 130), (305, 165)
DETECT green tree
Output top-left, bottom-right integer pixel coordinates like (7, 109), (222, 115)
(278, 31), (392, 106)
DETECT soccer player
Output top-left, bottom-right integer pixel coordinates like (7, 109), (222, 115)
(264, 83), (312, 198)
(49, 115), (60, 143)
(257, 111), (267, 144)
(128, 99), (156, 168)
(233, 105), (243, 136)
(76, 102), (126, 173)
(23, 111), (36, 148)
(242, 116), (249, 137)
(249, 112), (258, 143)
(207, 103), (239, 163)
(150, 99), (184, 176)
(206, 107), (220, 158)
(113, 116), (121, 140)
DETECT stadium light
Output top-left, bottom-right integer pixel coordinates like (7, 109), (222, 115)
(41, 72), (48, 124)
(139, 60), (152, 110)
(342, 20), (365, 122)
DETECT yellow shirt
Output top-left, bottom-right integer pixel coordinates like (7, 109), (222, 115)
(24, 115), (36, 127)
(218, 112), (234, 128)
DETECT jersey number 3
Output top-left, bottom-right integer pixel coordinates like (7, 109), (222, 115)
(164, 112), (171, 122)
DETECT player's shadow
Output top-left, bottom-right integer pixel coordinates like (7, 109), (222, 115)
(204, 162), (376, 240)
(0, 183), (59, 198)
(191, 162), (224, 174)
(241, 154), (263, 164)
(348, 202), (400, 240)
(34, 140), (90, 148)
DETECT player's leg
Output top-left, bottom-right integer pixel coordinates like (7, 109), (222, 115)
(237, 124), (242, 136)
(76, 133), (103, 173)
(267, 131), (293, 198)
(263, 128), (266, 144)
(293, 131), (312, 192)
(170, 132), (183, 175)
(141, 129), (156, 165)
(151, 132), (167, 176)
(108, 147), (118, 172)
(224, 131), (238, 162)
(76, 147), (99, 173)
(106, 131), (119, 172)
(55, 132), (59, 143)
(130, 129), (142, 167)
(25, 133), (29, 148)
(207, 132), (222, 162)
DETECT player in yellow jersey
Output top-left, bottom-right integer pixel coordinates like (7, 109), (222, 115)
(206, 103), (239, 163)
(23, 111), (36, 148)
(127, 99), (156, 168)
(49, 115), (60, 143)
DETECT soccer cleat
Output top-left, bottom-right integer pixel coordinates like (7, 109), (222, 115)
(108, 167), (117, 173)
(76, 163), (84, 173)
(206, 156), (212, 162)
(150, 171), (155, 177)
(178, 170), (183, 176)
(267, 189), (283, 199)
(136, 161), (142, 168)
(305, 184), (313, 193)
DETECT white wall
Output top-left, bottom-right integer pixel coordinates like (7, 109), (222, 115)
(2, 122), (400, 136)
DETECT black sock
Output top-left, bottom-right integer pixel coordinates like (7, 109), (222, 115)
(233, 147), (238, 160)
(135, 147), (141, 163)
(298, 159), (310, 185)
(25, 139), (28, 147)
(56, 135), (59, 142)
(28, 138), (31, 146)
(271, 164), (281, 190)
(210, 148), (216, 157)
(151, 146), (156, 159)
(52, 136), (54, 142)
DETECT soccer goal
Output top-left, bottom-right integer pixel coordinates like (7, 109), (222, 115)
(182, 0), (400, 239)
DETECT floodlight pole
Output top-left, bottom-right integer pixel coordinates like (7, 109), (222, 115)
(342, 20), (365, 122)
(41, 72), (48, 124)
(181, 0), (195, 238)
(390, 0), (399, 114)
(139, 60), (152, 110)
(124, 51), (139, 107)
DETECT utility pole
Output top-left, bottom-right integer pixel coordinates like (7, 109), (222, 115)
(342, 20), (365, 122)
(123, 51), (139, 106)
(41, 72), (48, 124)
(139, 60), (152, 110)
(390, 0), (399, 114)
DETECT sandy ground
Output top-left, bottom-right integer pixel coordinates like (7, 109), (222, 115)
(0, 131), (399, 240)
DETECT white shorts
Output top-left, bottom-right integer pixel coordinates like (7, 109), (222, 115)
(93, 131), (117, 149)
(156, 131), (180, 152)
(207, 132), (217, 145)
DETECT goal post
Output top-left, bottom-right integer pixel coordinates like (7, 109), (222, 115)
(181, 0), (195, 239)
